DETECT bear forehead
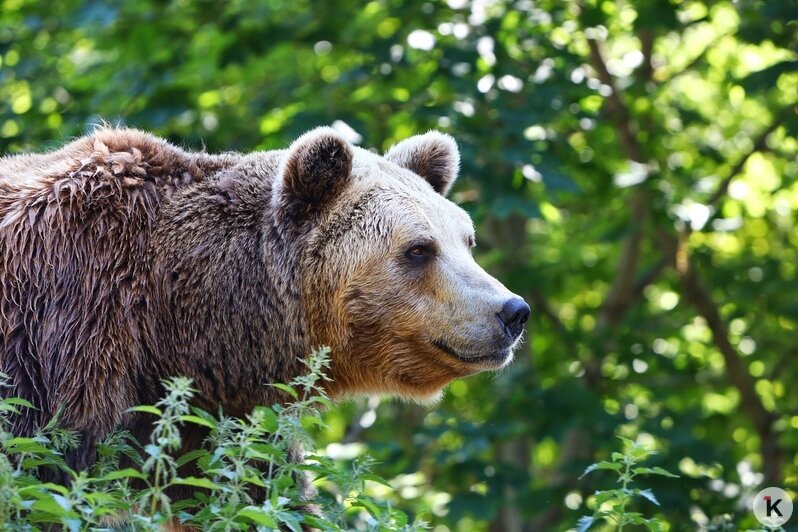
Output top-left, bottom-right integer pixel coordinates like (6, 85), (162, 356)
(316, 147), (473, 243)
(345, 146), (418, 184)
(348, 146), (456, 206)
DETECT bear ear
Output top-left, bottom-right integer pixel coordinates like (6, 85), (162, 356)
(385, 131), (460, 196)
(277, 127), (354, 218)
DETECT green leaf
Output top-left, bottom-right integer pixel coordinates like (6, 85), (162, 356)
(189, 406), (218, 422)
(3, 397), (36, 409)
(301, 514), (337, 529)
(180, 414), (216, 430)
(632, 466), (679, 478)
(0, 404), (22, 415)
(274, 473), (295, 491)
(101, 468), (147, 481)
(636, 488), (660, 506)
(270, 383), (299, 399)
(52, 494), (71, 511)
(629, 445), (655, 461)
(300, 415), (326, 428)
(4, 437), (51, 454)
(241, 475), (268, 488)
(308, 395), (334, 409)
(361, 473), (393, 487)
(253, 405), (279, 432)
(236, 507), (278, 527)
(127, 405), (162, 416)
(580, 461), (623, 478)
(389, 508), (409, 527)
(171, 477), (219, 490)
(351, 498), (383, 518)
(626, 512), (664, 530)
(642, 518), (664, 532)
(30, 496), (74, 516)
(176, 448), (208, 467)
(276, 511), (304, 532)
(593, 489), (626, 507)
(622, 512), (646, 524)
(18, 483), (69, 497)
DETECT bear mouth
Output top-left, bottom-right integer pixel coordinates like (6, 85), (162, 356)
(432, 340), (511, 367)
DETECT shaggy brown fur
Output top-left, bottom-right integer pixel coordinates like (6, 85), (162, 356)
(0, 126), (525, 485)
(0, 129), (296, 473)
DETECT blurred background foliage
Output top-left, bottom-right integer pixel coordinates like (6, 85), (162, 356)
(1, 0), (796, 529)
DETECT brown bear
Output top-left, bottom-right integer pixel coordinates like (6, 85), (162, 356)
(0, 126), (529, 476)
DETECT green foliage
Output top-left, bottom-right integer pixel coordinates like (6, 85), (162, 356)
(1, 0), (797, 529)
(0, 351), (424, 530)
(578, 437), (679, 532)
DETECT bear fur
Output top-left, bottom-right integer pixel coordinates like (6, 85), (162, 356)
(0, 127), (527, 476)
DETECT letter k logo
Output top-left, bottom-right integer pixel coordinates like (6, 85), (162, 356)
(765, 495), (783, 517)
(754, 488), (792, 526)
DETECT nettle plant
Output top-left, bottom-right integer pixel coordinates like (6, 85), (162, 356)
(0, 348), (425, 531)
(578, 437), (679, 532)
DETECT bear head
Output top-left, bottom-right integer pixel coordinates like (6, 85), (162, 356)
(273, 127), (530, 402)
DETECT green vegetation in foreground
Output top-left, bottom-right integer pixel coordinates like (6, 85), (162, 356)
(0, 350), (682, 531)
(0, 349), (423, 531)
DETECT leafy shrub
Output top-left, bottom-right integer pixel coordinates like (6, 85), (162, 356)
(578, 437), (679, 532)
(0, 348), (425, 531)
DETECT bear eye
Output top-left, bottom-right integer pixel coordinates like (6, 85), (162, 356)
(467, 236), (477, 248)
(405, 243), (433, 264)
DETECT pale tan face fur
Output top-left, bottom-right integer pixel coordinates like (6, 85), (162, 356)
(296, 130), (529, 402)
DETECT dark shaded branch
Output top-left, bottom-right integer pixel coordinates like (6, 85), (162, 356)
(665, 236), (783, 486)
(639, 29), (655, 84)
(598, 191), (648, 328)
(674, 110), (791, 475)
(587, 37), (645, 163)
(586, 38), (652, 327)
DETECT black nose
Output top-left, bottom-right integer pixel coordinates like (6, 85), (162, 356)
(497, 297), (531, 339)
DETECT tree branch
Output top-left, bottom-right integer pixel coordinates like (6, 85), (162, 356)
(587, 37), (645, 163)
(598, 192), (648, 328)
(664, 236), (783, 486)
(586, 37), (652, 327)
(645, 107), (791, 485)
(639, 29), (655, 84)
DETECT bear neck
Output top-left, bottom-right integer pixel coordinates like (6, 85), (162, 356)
(148, 165), (312, 416)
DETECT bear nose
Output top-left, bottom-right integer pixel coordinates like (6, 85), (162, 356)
(497, 297), (531, 339)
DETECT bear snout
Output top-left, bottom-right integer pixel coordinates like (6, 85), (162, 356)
(496, 297), (531, 340)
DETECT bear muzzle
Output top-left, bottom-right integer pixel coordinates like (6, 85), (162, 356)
(430, 296), (530, 369)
